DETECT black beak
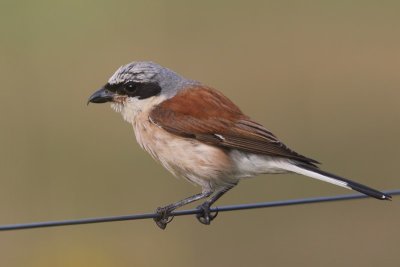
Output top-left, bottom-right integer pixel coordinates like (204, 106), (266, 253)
(87, 87), (115, 105)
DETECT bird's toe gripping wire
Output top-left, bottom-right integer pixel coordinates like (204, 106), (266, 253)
(154, 207), (175, 230)
(196, 203), (219, 225)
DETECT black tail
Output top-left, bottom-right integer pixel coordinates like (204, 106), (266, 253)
(295, 163), (392, 200)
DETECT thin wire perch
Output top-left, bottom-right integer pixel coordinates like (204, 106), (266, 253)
(1, 189), (398, 231)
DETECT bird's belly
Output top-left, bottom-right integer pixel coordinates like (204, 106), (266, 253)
(133, 121), (237, 190)
(229, 150), (290, 177)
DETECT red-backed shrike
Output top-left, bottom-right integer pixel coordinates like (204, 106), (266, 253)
(88, 61), (390, 229)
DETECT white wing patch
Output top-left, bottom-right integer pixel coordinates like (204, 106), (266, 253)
(214, 134), (225, 140)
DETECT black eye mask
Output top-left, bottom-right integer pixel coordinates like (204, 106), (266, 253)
(105, 82), (162, 100)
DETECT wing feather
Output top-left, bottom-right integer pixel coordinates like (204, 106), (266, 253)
(150, 86), (319, 166)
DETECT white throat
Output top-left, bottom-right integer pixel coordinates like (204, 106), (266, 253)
(111, 96), (167, 124)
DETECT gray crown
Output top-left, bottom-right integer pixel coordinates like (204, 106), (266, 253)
(108, 61), (198, 98)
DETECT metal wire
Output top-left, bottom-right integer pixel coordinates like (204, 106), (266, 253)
(1, 189), (398, 231)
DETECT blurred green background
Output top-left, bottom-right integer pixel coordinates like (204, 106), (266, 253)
(0, 1), (399, 266)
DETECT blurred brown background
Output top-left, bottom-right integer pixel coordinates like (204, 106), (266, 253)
(0, 1), (399, 266)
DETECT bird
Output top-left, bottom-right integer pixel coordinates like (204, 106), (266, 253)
(88, 61), (391, 229)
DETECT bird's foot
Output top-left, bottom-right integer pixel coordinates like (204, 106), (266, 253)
(196, 203), (218, 225)
(154, 206), (174, 230)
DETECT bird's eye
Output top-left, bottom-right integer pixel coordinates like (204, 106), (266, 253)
(125, 82), (137, 93)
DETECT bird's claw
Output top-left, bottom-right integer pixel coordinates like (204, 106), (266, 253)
(196, 203), (218, 225)
(154, 206), (174, 230)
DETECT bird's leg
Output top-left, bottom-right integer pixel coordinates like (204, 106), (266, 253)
(196, 184), (236, 225)
(154, 191), (213, 229)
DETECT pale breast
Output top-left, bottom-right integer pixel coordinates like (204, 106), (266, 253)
(132, 112), (238, 191)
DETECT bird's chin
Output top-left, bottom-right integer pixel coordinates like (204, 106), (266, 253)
(111, 102), (124, 113)
(110, 96), (129, 113)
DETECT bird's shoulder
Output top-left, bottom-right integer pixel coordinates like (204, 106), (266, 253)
(152, 85), (244, 121)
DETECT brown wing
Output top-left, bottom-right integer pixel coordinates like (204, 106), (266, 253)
(150, 86), (319, 165)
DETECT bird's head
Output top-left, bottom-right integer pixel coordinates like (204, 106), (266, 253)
(88, 61), (194, 121)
